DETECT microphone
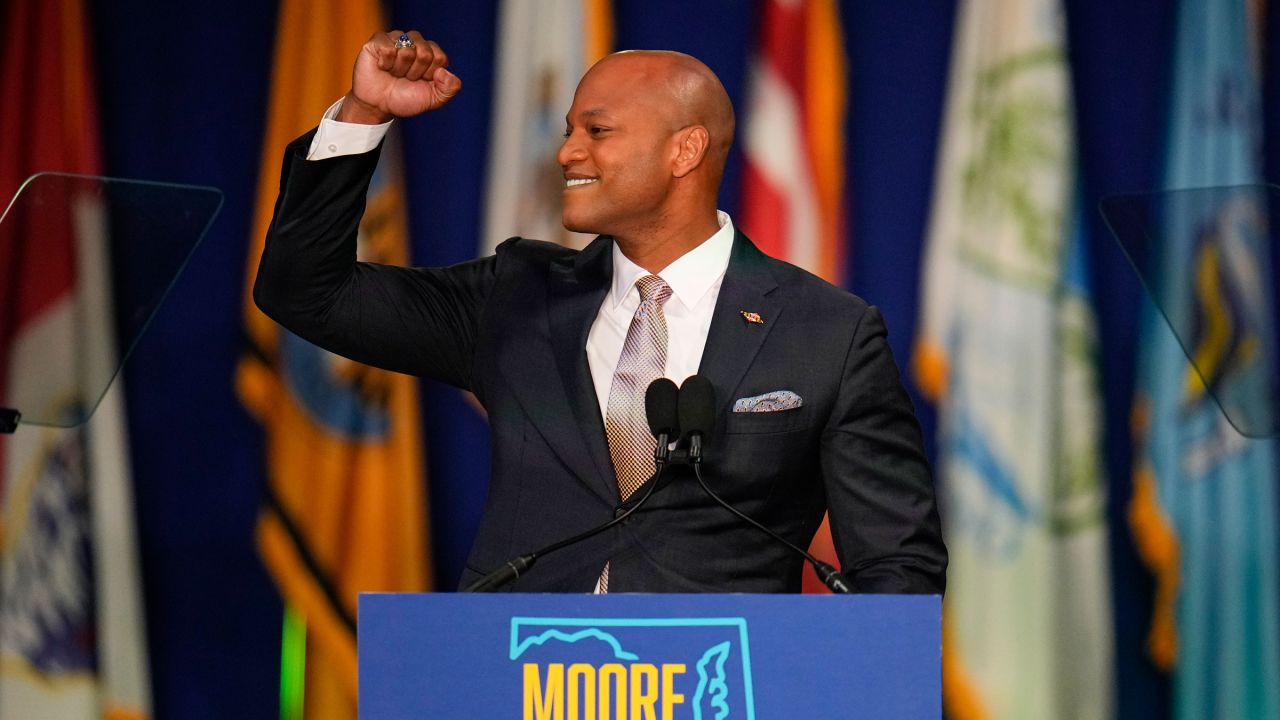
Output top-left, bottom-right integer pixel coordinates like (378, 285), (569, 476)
(463, 378), (677, 592)
(677, 375), (715, 463)
(645, 378), (679, 463)
(677, 374), (852, 594)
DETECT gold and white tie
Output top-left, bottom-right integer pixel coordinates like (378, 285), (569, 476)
(598, 274), (672, 592)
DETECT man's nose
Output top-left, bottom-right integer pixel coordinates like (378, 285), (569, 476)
(557, 131), (586, 167)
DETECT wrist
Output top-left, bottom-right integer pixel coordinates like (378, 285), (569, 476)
(334, 92), (392, 124)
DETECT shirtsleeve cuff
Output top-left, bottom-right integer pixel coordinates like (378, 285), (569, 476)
(306, 98), (393, 160)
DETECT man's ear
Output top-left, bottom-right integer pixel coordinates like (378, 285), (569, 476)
(672, 126), (710, 178)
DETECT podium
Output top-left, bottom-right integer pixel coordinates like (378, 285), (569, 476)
(359, 593), (940, 719)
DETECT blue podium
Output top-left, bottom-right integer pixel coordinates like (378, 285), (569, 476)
(359, 593), (940, 719)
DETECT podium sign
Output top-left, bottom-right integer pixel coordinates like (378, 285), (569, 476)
(359, 593), (940, 719)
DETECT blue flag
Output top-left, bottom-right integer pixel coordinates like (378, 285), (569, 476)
(1130, 1), (1280, 718)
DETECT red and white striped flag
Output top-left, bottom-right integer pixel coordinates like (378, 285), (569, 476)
(738, 0), (848, 592)
(0, 0), (151, 718)
(739, 0), (847, 283)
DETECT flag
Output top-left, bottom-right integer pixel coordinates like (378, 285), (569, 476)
(0, 0), (151, 718)
(1128, 1), (1280, 717)
(912, 1), (1113, 717)
(236, 1), (431, 718)
(739, 0), (846, 282)
(737, 0), (847, 593)
(480, 0), (614, 254)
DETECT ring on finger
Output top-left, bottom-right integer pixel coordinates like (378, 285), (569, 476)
(394, 33), (415, 49)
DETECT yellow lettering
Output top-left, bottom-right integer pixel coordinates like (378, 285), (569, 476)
(567, 663), (597, 720)
(524, 664), (564, 720)
(661, 664), (686, 720)
(629, 664), (658, 720)
(525, 661), (686, 720)
(598, 663), (627, 720)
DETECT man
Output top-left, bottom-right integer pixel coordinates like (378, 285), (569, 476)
(255, 30), (946, 594)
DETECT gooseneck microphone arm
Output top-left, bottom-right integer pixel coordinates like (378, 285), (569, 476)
(690, 463), (852, 594)
(462, 468), (665, 592)
(463, 378), (682, 593)
(677, 375), (852, 595)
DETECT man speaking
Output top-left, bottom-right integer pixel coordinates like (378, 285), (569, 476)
(254, 30), (946, 594)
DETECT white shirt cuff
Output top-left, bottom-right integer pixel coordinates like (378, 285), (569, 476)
(306, 98), (393, 160)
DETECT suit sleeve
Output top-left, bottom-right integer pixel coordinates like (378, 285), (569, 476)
(253, 130), (497, 391)
(820, 305), (947, 594)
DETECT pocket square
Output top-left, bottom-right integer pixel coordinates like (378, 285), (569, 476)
(732, 390), (803, 413)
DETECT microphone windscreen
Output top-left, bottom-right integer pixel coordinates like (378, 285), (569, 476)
(645, 378), (680, 437)
(678, 375), (716, 440)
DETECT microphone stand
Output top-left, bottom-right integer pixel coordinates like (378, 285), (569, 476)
(675, 375), (850, 594)
(467, 378), (681, 593)
(690, 460), (852, 594)
(463, 451), (671, 593)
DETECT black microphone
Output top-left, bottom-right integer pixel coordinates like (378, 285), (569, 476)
(645, 378), (679, 463)
(678, 374), (852, 594)
(677, 375), (715, 463)
(463, 378), (677, 592)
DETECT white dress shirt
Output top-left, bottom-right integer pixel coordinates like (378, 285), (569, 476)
(307, 98), (392, 160)
(585, 213), (734, 420)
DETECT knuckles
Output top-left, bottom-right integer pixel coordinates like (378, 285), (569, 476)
(357, 30), (456, 97)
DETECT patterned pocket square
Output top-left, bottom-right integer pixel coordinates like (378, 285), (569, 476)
(732, 390), (803, 413)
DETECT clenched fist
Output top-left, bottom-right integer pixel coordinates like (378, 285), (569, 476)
(336, 30), (462, 124)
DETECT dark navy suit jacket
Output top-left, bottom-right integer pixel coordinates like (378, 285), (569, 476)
(255, 131), (946, 594)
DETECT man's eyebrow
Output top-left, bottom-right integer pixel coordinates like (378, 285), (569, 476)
(566, 108), (612, 123)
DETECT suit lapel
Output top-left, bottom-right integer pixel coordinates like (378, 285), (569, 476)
(538, 232), (779, 501)
(698, 232), (782, 416)
(548, 236), (620, 503)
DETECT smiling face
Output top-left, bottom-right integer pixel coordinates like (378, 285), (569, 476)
(556, 55), (683, 240)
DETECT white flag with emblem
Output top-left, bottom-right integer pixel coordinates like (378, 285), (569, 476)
(481, 0), (613, 254)
(912, 1), (1113, 717)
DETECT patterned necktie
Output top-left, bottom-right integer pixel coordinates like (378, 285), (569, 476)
(599, 274), (672, 592)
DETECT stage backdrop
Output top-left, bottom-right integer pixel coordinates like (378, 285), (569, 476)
(73, 1), (1279, 718)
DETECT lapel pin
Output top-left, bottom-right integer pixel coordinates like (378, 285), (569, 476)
(740, 310), (764, 325)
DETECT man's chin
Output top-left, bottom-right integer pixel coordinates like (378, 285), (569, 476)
(561, 214), (602, 236)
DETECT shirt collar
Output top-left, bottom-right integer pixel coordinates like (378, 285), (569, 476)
(609, 211), (736, 311)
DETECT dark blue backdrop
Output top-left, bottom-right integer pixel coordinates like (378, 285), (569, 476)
(80, 1), (1277, 718)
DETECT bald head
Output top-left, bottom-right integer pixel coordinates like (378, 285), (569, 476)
(586, 51), (736, 173)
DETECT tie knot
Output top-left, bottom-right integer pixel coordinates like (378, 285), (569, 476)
(635, 275), (673, 306)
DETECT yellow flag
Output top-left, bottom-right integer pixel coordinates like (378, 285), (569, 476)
(237, 2), (430, 718)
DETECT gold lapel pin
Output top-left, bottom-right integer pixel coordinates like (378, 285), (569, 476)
(740, 310), (764, 325)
